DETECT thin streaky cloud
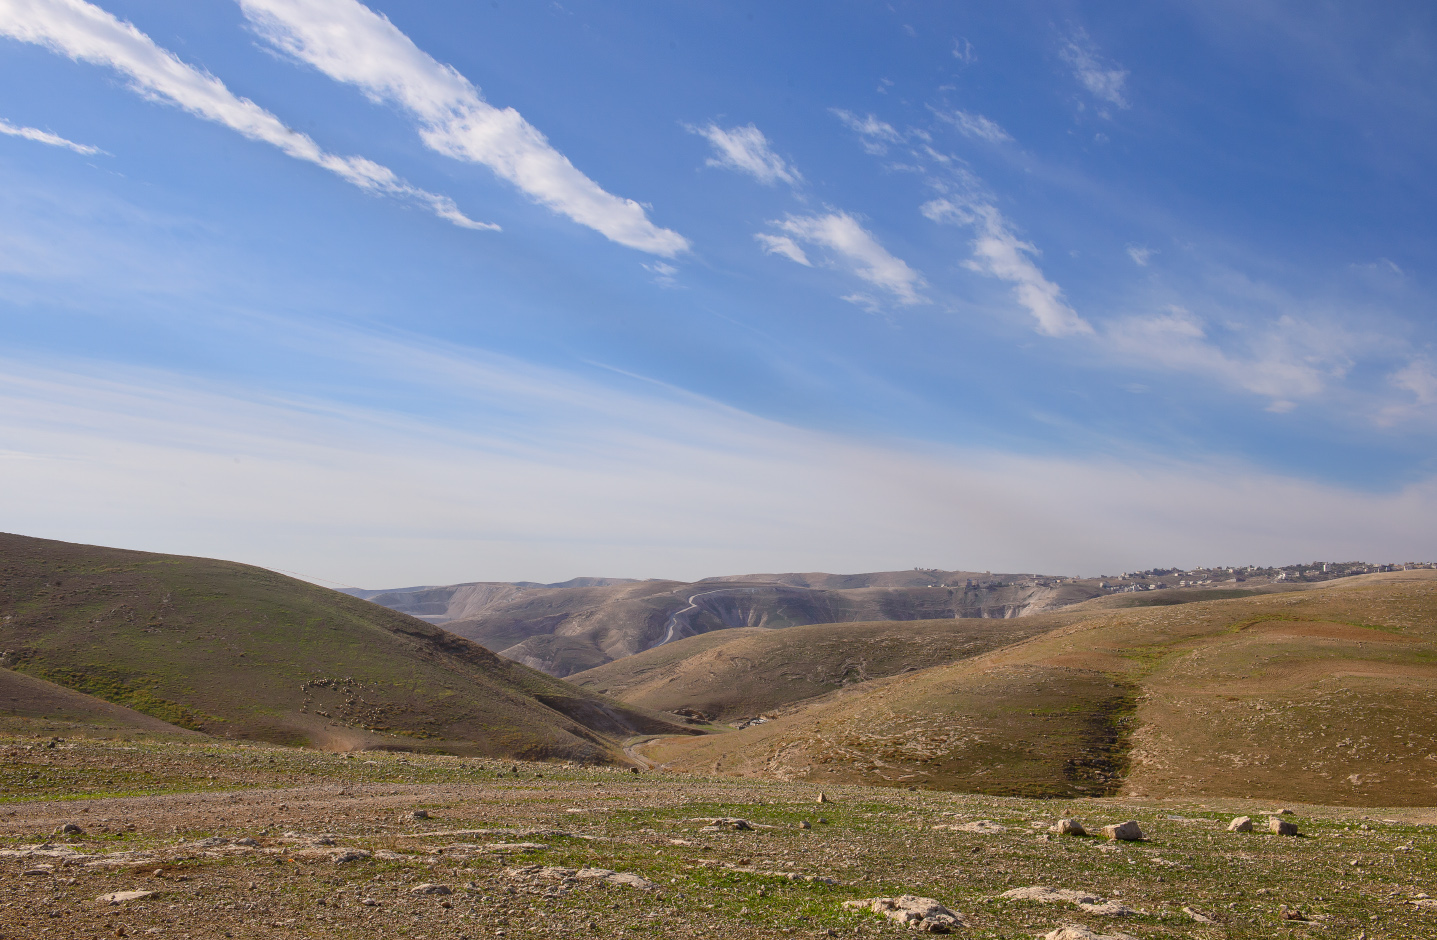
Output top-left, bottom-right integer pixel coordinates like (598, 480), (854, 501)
(1060, 29), (1130, 110)
(830, 108), (903, 154)
(239, 0), (688, 257)
(772, 211), (926, 306)
(688, 122), (801, 187)
(933, 107), (1012, 144)
(0, 0), (493, 230)
(1127, 244), (1156, 266)
(754, 233), (811, 266)
(924, 197), (1092, 336)
(0, 115), (102, 154)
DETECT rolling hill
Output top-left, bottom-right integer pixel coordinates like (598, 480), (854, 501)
(0, 533), (691, 761)
(566, 613), (1088, 720)
(640, 571), (1437, 805)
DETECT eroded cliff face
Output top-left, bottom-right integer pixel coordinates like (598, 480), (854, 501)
(353, 571), (1103, 676)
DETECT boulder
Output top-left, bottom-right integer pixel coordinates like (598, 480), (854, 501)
(1101, 821), (1144, 841)
(1269, 817), (1299, 836)
(843, 895), (965, 933)
(697, 817), (755, 831)
(1227, 816), (1254, 832)
(1053, 818), (1086, 836)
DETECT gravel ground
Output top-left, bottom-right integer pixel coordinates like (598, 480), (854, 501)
(2, 735), (1434, 939)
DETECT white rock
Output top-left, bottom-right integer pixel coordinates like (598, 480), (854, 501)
(1269, 817), (1299, 836)
(1101, 821), (1144, 841)
(1042, 926), (1138, 940)
(98, 890), (154, 904)
(1053, 818), (1086, 836)
(1000, 886), (1137, 915)
(1227, 816), (1254, 832)
(843, 895), (965, 933)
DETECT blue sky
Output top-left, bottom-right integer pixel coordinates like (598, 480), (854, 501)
(1, 0), (1434, 585)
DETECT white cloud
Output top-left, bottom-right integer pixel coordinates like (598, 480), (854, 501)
(1060, 29), (1130, 110)
(951, 38), (975, 64)
(934, 108), (1012, 144)
(2, 349), (1434, 586)
(1105, 307), (1353, 409)
(643, 260), (678, 287)
(239, 0), (687, 256)
(1126, 244), (1156, 266)
(0, 116), (102, 154)
(688, 122), (801, 187)
(754, 233), (810, 266)
(770, 211), (926, 306)
(923, 197), (1092, 336)
(0, 0), (491, 230)
(830, 108), (903, 154)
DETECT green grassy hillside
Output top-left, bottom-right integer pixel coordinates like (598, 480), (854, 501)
(645, 571), (1437, 805)
(0, 533), (689, 760)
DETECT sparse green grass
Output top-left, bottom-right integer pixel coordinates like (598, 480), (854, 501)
(3, 736), (1433, 939)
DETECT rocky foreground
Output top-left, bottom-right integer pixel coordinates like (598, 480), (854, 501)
(1, 737), (1433, 939)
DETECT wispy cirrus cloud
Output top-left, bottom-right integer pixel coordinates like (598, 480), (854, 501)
(933, 108), (1012, 144)
(1106, 307), (1354, 412)
(0, 115), (102, 154)
(0, 0), (490, 230)
(754, 233), (810, 267)
(239, 0), (687, 256)
(830, 108), (904, 155)
(1060, 28), (1130, 111)
(765, 211), (926, 308)
(923, 197), (1092, 336)
(688, 122), (801, 187)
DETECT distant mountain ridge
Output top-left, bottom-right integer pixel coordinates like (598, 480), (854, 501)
(347, 569), (1107, 676)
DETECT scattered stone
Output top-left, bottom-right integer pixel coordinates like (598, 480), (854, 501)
(1227, 816), (1254, 832)
(949, 820), (1006, 834)
(799, 821), (812, 830)
(818, 792), (830, 803)
(484, 842), (548, 853)
(410, 883), (452, 895)
(331, 850), (371, 864)
(1273, 808), (1295, 816)
(406, 810), (430, 820)
(818, 818), (830, 824)
(1053, 818), (1086, 836)
(55, 823), (84, 836)
(843, 895), (965, 933)
(1269, 817), (1299, 836)
(1279, 904), (1307, 921)
(1101, 821), (1144, 841)
(505, 865), (656, 890)
(696, 817), (755, 831)
(1183, 906), (1215, 923)
(1000, 886), (1137, 916)
(1041, 927), (1137, 940)
(98, 890), (154, 904)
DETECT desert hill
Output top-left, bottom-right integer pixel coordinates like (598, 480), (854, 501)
(641, 570), (1437, 805)
(567, 613), (1088, 720)
(353, 569), (1105, 676)
(0, 533), (689, 761)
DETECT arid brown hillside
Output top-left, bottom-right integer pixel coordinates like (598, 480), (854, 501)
(568, 614), (1084, 720)
(0, 533), (690, 761)
(642, 571), (1437, 805)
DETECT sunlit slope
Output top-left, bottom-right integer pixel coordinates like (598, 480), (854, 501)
(646, 571), (1437, 805)
(0, 533), (688, 760)
(0, 666), (199, 737)
(568, 615), (1080, 720)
